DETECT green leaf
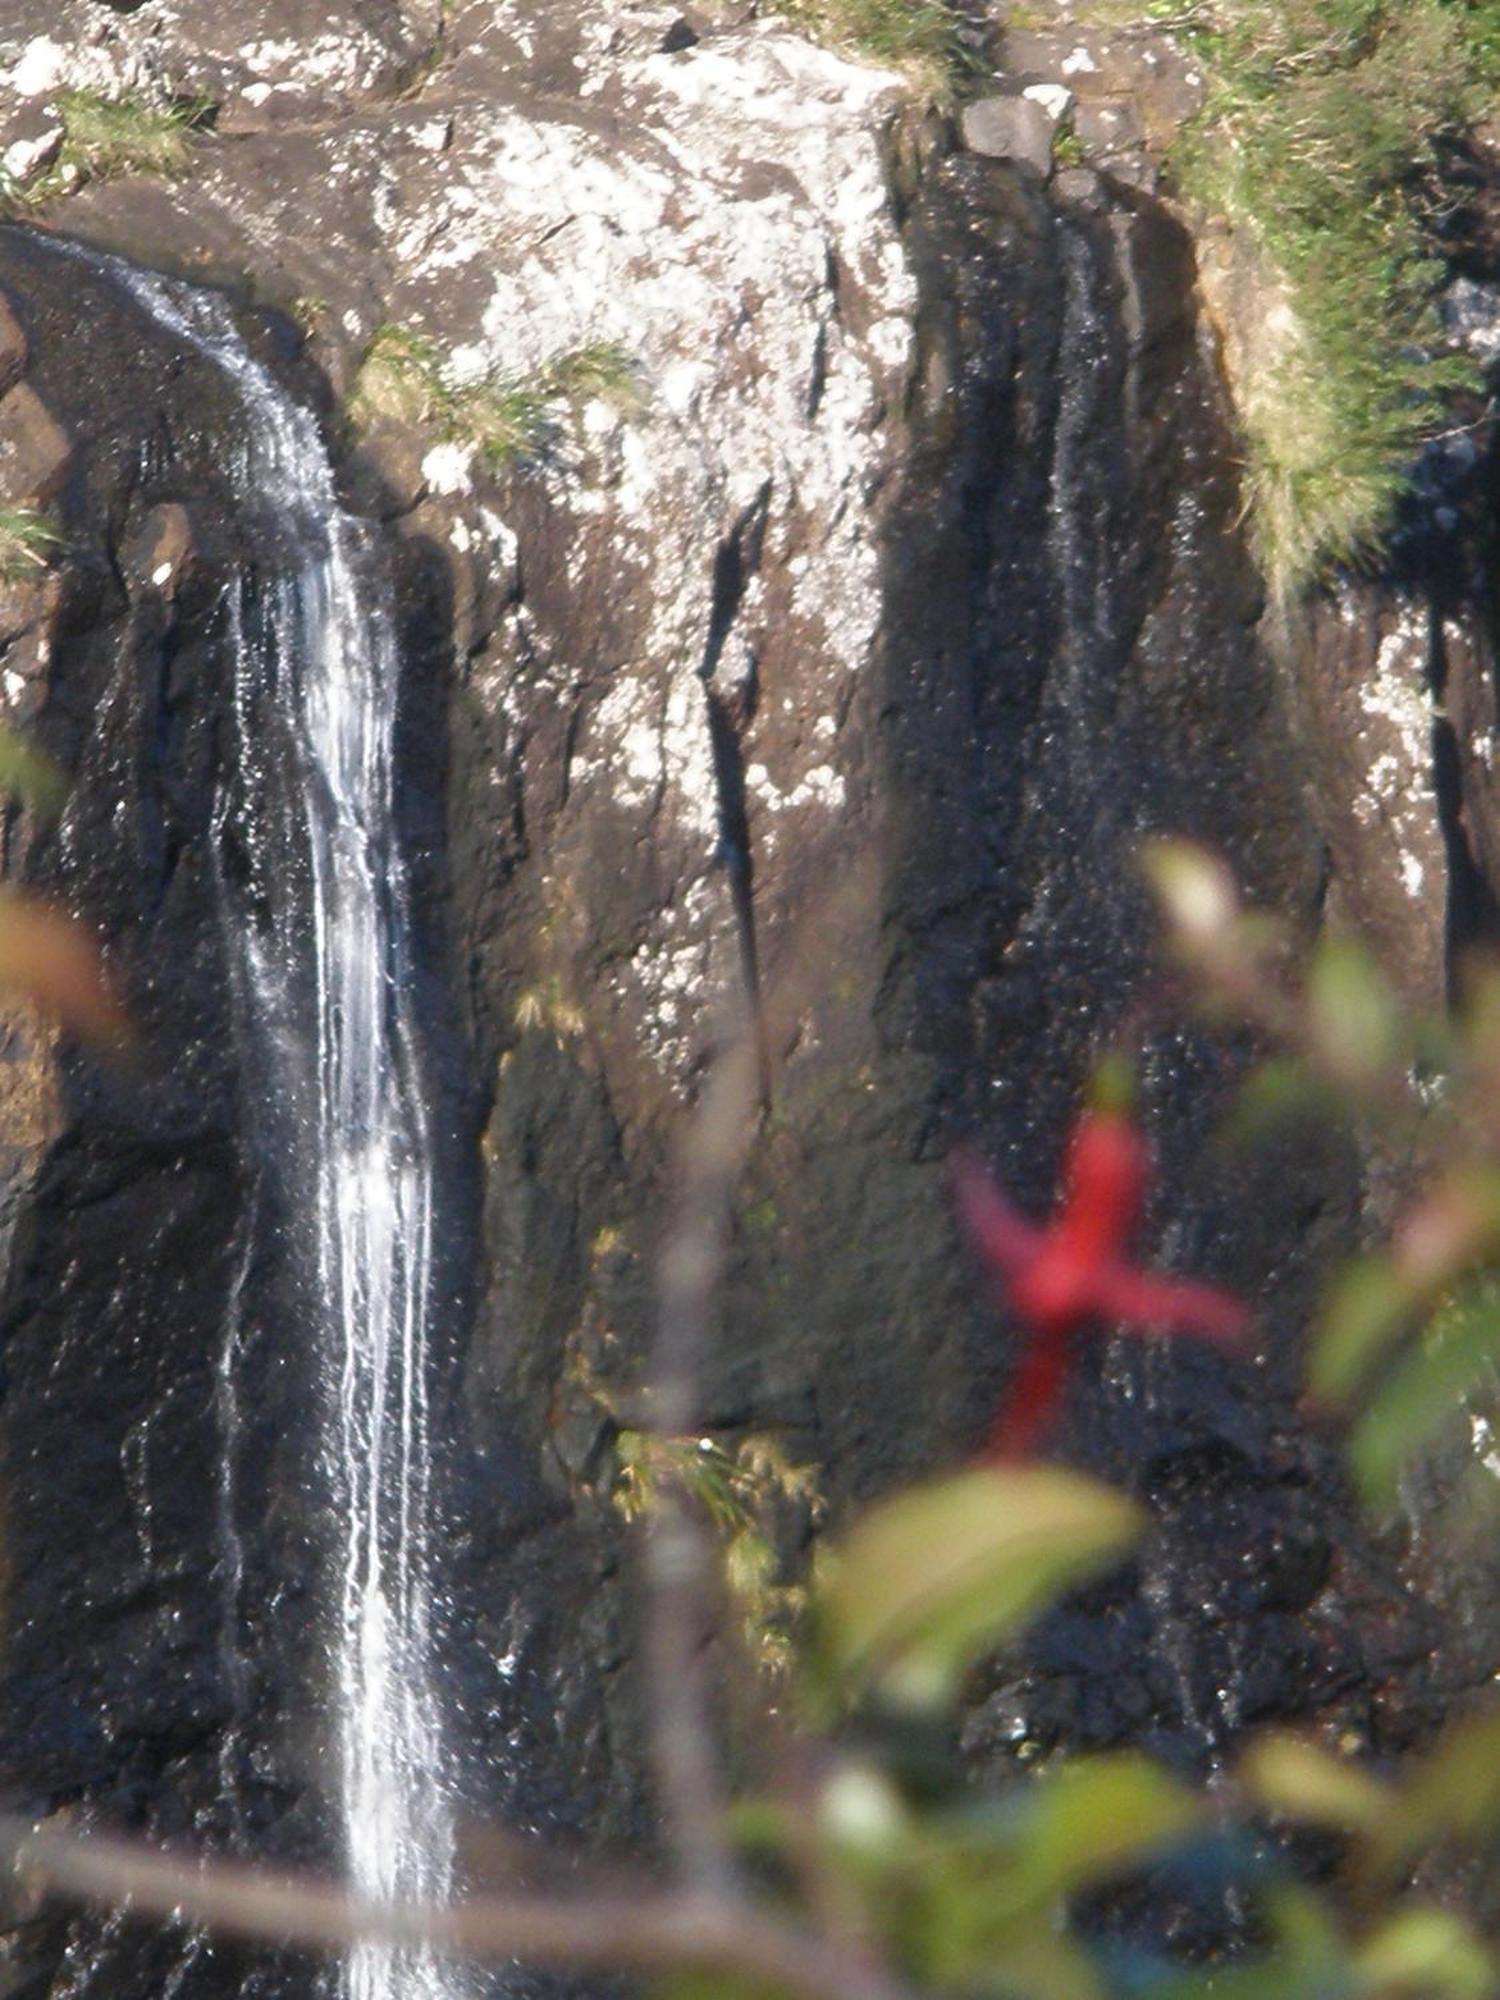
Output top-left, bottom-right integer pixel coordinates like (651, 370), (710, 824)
(0, 723), (65, 817)
(1363, 1704), (1500, 1886)
(1305, 935), (1401, 1093)
(1308, 1254), (1408, 1409)
(1006, 1754), (1203, 1903)
(1354, 1910), (1496, 2000)
(1238, 1731), (1390, 1833)
(956, 1918), (1105, 2000)
(1349, 1280), (1500, 1506)
(1146, 1888), (1347, 2000)
(1227, 1056), (1332, 1144)
(821, 1466), (1144, 1709)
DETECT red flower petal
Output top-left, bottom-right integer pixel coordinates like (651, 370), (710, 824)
(1088, 1262), (1251, 1346)
(950, 1147), (1044, 1277)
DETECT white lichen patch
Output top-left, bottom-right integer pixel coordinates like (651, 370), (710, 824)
(3, 33), (137, 99)
(356, 22), (914, 1078)
(1352, 604), (1439, 902)
(421, 441), (475, 497)
(0, 5), (414, 116)
(1360, 615), (1433, 781)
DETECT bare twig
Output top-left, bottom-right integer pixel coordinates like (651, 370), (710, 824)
(0, 1816), (919, 2000)
(641, 861), (876, 1890)
(644, 1021), (764, 1889)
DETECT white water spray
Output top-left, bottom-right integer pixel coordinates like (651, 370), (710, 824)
(69, 249), (459, 2000)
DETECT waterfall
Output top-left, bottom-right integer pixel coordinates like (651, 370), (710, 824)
(40, 241), (460, 2000)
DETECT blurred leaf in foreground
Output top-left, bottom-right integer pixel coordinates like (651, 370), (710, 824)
(0, 890), (127, 1045)
(1349, 1278), (1500, 1507)
(999, 1753), (1203, 1910)
(820, 1464), (1144, 1709)
(1362, 1703), (1500, 1889)
(0, 723), (65, 818)
(1353, 1909), (1496, 2000)
(1238, 1731), (1390, 1834)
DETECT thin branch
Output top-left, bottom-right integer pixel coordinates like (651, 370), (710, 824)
(0, 1817), (919, 2000)
(644, 1022), (763, 1889)
(641, 860), (876, 1890)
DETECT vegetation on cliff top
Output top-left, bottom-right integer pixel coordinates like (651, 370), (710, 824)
(1156, 0), (1497, 595)
(776, 0), (975, 98)
(0, 89), (211, 215)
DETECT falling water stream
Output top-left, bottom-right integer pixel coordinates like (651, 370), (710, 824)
(41, 242), (460, 2000)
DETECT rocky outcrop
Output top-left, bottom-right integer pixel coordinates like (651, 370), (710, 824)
(0, 2), (1495, 1995)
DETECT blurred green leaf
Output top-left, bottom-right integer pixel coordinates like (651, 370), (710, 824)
(1354, 1909), (1496, 2000)
(1227, 1056), (1334, 1144)
(950, 1917), (1105, 2000)
(1306, 936), (1401, 1094)
(1309, 1254), (1409, 1409)
(1239, 1731), (1390, 1833)
(0, 722), (65, 817)
(1005, 1754), (1203, 1905)
(1363, 1704), (1500, 1887)
(1146, 1887), (1346, 2000)
(821, 1466), (1144, 1709)
(1349, 1280), (1500, 1506)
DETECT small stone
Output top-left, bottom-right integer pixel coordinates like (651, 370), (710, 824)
(1053, 166), (1104, 210)
(124, 503), (195, 601)
(1103, 152), (1159, 193)
(998, 27), (1070, 79)
(661, 16), (699, 51)
(0, 384), (70, 507)
(961, 93), (1056, 173)
(684, 0), (757, 25)
(412, 116), (453, 154)
(1075, 98), (1144, 156)
(0, 103), (64, 187)
(1022, 81), (1074, 124)
(8, 39), (67, 98)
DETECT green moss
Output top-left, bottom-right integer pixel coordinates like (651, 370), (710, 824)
(350, 322), (638, 470)
(0, 507), (59, 587)
(1052, 125), (1087, 167)
(614, 1431), (824, 1679)
(776, 0), (974, 101)
(1155, 0), (1496, 594)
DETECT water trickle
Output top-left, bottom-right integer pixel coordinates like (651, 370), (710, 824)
(41, 240), (460, 2000)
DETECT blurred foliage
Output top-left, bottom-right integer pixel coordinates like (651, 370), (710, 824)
(620, 833), (1500, 2000)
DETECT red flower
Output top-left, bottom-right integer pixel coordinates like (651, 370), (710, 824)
(952, 1110), (1250, 1459)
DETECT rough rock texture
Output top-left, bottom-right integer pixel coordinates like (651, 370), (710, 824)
(0, 1), (1495, 1995)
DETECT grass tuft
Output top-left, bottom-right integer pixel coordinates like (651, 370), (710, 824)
(0, 88), (211, 215)
(350, 324), (639, 471)
(0, 507), (60, 587)
(776, 0), (975, 102)
(1153, 0), (1494, 594)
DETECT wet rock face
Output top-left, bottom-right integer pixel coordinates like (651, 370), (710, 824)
(0, 0), (1494, 1994)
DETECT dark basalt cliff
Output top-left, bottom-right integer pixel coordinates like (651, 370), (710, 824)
(0, 2), (1495, 1995)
